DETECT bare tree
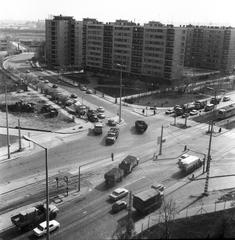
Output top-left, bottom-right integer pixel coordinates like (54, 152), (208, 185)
(111, 218), (137, 240)
(158, 199), (179, 239)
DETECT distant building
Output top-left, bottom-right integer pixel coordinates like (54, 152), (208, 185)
(0, 37), (7, 51)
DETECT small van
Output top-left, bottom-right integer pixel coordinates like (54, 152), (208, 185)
(205, 104), (214, 112)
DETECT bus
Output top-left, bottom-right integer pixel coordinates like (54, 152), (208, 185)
(217, 104), (235, 119)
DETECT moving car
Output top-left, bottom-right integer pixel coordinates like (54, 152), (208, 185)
(223, 96), (230, 102)
(44, 80), (49, 84)
(26, 69), (30, 73)
(52, 84), (58, 88)
(190, 110), (198, 116)
(71, 93), (78, 98)
(97, 106), (105, 112)
(112, 200), (127, 213)
(109, 188), (129, 201)
(165, 109), (175, 114)
(38, 76), (43, 80)
(33, 220), (60, 237)
(108, 119), (117, 126)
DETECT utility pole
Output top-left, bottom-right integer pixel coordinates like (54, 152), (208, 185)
(18, 119), (22, 151)
(159, 125), (163, 155)
(126, 191), (132, 238)
(5, 83), (11, 159)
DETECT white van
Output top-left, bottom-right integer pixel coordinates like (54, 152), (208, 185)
(205, 104), (214, 112)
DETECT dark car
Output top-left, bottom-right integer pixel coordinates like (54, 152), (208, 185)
(112, 200), (127, 213)
(52, 84), (58, 88)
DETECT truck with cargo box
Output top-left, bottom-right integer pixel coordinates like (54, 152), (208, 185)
(104, 167), (124, 185)
(133, 188), (164, 214)
(178, 155), (202, 172)
(119, 155), (139, 174)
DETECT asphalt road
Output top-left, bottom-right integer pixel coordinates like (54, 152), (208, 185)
(2, 53), (235, 239)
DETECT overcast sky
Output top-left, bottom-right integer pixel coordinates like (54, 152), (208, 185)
(1, 0), (235, 26)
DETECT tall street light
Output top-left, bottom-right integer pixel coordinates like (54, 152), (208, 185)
(116, 63), (125, 123)
(22, 135), (50, 239)
(203, 87), (217, 196)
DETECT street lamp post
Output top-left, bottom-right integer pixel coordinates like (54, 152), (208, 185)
(204, 87), (217, 196)
(116, 64), (124, 123)
(22, 135), (50, 239)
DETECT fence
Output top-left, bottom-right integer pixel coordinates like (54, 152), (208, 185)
(137, 200), (233, 236)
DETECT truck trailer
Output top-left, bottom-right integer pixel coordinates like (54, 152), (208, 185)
(133, 188), (164, 214)
(104, 167), (124, 185)
(178, 155), (202, 172)
(11, 204), (59, 231)
(119, 155), (139, 174)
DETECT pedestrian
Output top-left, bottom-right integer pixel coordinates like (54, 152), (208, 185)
(184, 145), (187, 151)
(142, 109), (145, 114)
(154, 110), (156, 115)
(219, 127), (222, 133)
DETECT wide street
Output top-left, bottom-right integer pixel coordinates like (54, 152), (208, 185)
(1, 53), (235, 239)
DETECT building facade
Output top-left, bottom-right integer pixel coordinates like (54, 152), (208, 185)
(0, 37), (7, 51)
(45, 15), (235, 82)
(45, 15), (83, 69)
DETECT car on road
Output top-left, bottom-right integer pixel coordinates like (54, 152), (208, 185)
(80, 86), (86, 91)
(109, 188), (129, 201)
(26, 69), (30, 73)
(223, 96), (230, 101)
(108, 119), (117, 126)
(181, 113), (189, 118)
(190, 110), (198, 116)
(33, 220), (60, 237)
(38, 76), (43, 80)
(86, 88), (93, 94)
(97, 112), (105, 119)
(44, 80), (49, 84)
(97, 106), (105, 112)
(73, 83), (78, 87)
(71, 93), (78, 98)
(52, 84), (58, 88)
(112, 200), (127, 213)
(25, 60), (29, 64)
(151, 183), (165, 192)
(37, 68), (43, 71)
(165, 109), (175, 114)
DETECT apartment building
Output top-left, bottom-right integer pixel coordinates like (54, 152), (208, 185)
(45, 15), (83, 69)
(45, 15), (235, 81)
(83, 20), (186, 82)
(184, 25), (235, 73)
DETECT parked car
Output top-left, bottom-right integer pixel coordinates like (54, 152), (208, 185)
(97, 106), (105, 112)
(109, 188), (129, 201)
(38, 76), (43, 80)
(97, 112), (105, 119)
(190, 110), (198, 116)
(223, 96), (230, 102)
(33, 220), (60, 237)
(26, 69), (30, 73)
(80, 86), (86, 91)
(165, 109), (175, 114)
(86, 88), (93, 94)
(71, 93), (78, 98)
(25, 60), (29, 64)
(37, 68), (43, 71)
(182, 113), (189, 118)
(151, 183), (165, 192)
(112, 200), (127, 213)
(44, 80), (49, 83)
(73, 83), (78, 87)
(108, 119), (117, 126)
(52, 84), (58, 88)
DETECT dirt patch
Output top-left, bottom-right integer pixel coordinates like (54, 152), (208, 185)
(0, 91), (77, 131)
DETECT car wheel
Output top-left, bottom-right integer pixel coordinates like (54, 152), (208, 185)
(28, 224), (34, 231)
